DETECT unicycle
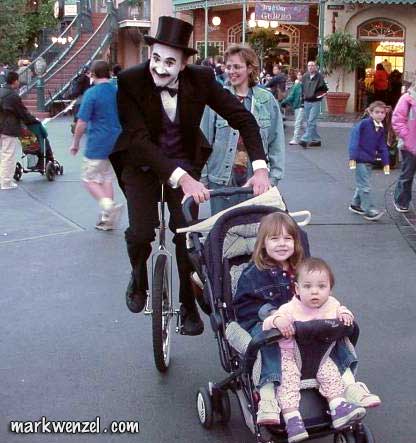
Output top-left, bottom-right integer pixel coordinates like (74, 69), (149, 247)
(144, 185), (179, 372)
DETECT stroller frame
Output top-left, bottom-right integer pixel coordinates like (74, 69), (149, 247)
(182, 188), (376, 443)
(14, 123), (63, 182)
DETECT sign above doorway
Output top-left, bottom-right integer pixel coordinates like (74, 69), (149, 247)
(255, 3), (309, 25)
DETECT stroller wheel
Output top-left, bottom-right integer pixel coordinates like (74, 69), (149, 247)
(334, 429), (356, 443)
(59, 165), (64, 175)
(216, 390), (231, 424)
(14, 163), (23, 181)
(196, 387), (214, 429)
(46, 162), (56, 181)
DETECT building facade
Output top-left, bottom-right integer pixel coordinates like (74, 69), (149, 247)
(324, 0), (416, 112)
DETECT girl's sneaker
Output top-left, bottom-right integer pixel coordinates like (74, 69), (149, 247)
(345, 382), (381, 408)
(331, 401), (366, 429)
(256, 399), (280, 425)
(286, 416), (309, 443)
(289, 139), (299, 145)
(348, 204), (365, 215)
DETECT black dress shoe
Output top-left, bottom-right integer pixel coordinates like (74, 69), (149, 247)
(309, 140), (321, 147)
(299, 140), (308, 148)
(180, 304), (204, 336)
(125, 275), (147, 313)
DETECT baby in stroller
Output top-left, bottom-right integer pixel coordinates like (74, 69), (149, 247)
(189, 190), (379, 443)
(263, 256), (367, 442)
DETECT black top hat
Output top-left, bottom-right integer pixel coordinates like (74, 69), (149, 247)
(144, 16), (198, 56)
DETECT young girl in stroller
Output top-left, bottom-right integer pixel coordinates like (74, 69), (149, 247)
(234, 212), (380, 431)
(263, 257), (367, 442)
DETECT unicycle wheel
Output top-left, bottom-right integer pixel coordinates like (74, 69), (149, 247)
(152, 254), (173, 372)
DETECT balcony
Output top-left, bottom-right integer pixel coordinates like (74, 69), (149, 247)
(117, 0), (151, 29)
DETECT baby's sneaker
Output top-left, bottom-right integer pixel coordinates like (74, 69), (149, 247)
(286, 416), (309, 443)
(345, 382), (381, 408)
(256, 399), (280, 426)
(331, 401), (366, 429)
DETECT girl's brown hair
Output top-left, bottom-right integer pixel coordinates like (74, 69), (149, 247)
(224, 44), (260, 87)
(252, 212), (304, 270)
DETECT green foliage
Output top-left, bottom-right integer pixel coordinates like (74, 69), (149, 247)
(0, 0), (28, 65)
(0, 0), (57, 65)
(323, 31), (372, 92)
(25, 0), (58, 49)
(248, 28), (277, 68)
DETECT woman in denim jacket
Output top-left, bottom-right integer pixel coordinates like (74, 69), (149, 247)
(201, 44), (285, 214)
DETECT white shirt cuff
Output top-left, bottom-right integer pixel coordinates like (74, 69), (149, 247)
(168, 167), (187, 188)
(252, 160), (268, 171)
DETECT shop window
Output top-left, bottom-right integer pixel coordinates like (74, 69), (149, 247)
(358, 19), (404, 41)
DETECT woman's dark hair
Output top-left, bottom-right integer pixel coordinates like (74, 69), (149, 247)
(6, 71), (19, 84)
(91, 60), (110, 79)
(376, 63), (385, 71)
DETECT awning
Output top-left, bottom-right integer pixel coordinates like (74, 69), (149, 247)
(342, 0), (416, 3)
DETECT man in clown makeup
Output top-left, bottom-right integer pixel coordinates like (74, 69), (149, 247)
(111, 16), (270, 335)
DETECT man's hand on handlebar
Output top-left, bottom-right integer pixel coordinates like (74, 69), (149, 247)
(179, 173), (210, 204)
(244, 168), (271, 196)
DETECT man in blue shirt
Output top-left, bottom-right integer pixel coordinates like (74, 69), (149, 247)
(69, 60), (123, 230)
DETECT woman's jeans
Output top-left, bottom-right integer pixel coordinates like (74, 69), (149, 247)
(351, 163), (375, 214)
(394, 149), (416, 207)
(293, 108), (304, 142)
(301, 101), (321, 143)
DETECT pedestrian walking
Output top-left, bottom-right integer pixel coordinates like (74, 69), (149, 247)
(299, 61), (328, 148)
(281, 71), (304, 145)
(109, 16), (270, 335)
(201, 43), (285, 214)
(266, 64), (287, 101)
(69, 60), (123, 231)
(0, 71), (38, 190)
(391, 85), (416, 212)
(348, 100), (390, 221)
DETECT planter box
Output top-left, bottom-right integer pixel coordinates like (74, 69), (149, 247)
(326, 92), (350, 115)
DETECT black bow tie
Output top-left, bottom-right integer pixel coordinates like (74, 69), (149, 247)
(155, 86), (178, 97)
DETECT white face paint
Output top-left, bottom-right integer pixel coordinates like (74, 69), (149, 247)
(149, 43), (185, 87)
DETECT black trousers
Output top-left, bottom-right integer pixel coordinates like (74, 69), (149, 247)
(122, 167), (195, 308)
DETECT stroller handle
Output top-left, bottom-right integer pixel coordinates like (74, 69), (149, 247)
(182, 187), (254, 225)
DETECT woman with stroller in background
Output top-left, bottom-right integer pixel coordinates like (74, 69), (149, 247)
(201, 43), (285, 214)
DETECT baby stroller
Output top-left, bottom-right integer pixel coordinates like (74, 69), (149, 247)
(181, 188), (375, 443)
(15, 122), (63, 182)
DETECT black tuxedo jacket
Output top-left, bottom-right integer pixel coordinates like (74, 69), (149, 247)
(110, 61), (266, 184)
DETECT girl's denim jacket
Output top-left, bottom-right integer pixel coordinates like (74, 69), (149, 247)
(233, 262), (357, 375)
(200, 85), (285, 187)
(234, 262), (294, 331)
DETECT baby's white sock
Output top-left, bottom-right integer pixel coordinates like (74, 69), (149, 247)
(99, 197), (114, 212)
(283, 410), (301, 424)
(329, 397), (345, 411)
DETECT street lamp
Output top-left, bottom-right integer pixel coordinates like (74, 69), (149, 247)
(34, 57), (47, 111)
(211, 16), (221, 26)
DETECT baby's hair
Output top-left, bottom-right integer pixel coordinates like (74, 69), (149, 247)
(252, 212), (304, 270)
(367, 100), (386, 112)
(296, 257), (335, 289)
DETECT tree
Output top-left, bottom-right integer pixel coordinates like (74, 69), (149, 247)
(247, 28), (277, 71)
(322, 31), (372, 92)
(0, 0), (57, 65)
(0, 0), (28, 65)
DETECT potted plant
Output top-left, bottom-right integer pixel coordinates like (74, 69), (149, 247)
(322, 31), (371, 115)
